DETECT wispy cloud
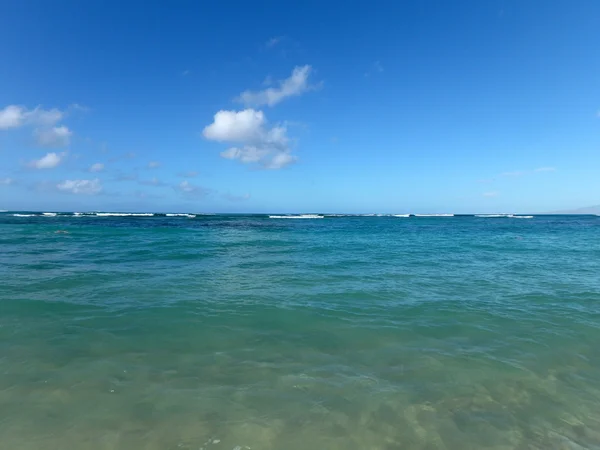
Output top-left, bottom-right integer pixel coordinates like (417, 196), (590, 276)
(483, 191), (499, 197)
(265, 36), (283, 48)
(147, 161), (161, 169)
(89, 163), (105, 172)
(203, 109), (296, 169)
(177, 180), (211, 198)
(534, 166), (556, 173)
(35, 126), (72, 147)
(57, 179), (102, 195)
(235, 65), (319, 107)
(139, 177), (166, 187)
(178, 171), (199, 178)
(222, 192), (251, 202)
(114, 172), (138, 182)
(182, 70), (191, 76)
(0, 177), (15, 185)
(29, 152), (64, 169)
(365, 60), (384, 77)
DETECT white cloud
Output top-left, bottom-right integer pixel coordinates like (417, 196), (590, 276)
(0, 177), (14, 185)
(265, 36), (282, 48)
(236, 65), (318, 107)
(29, 152), (64, 169)
(0, 105), (25, 129)
(0, 105), (64, 130)
(203, 109), (296, 169)
(147, 161), (161, 169)
(483, 191), (499, 197)
(89, 163), (105, 172)
(182, 70), (190, 76)
(177, 180), (210, 197)
(36, 126), (72, 147)
(534, 167), (556, 172)
(57, 179), (102, 195)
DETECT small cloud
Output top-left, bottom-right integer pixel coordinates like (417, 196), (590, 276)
(29, 152), (64, 169)
(182, 70), (191, 76)
(265, 36), (283, 48)
(483, 191), (499, 197)
(330, 136), (339, 144)
(57, 178), (102, 195)
(69, 103), (90, 113)
(0, 177), (15, 185)
(365, 61), (384, 77)
(178, 171), (199, 178)
(89, 162), (105, 172)
(35, 126), (72, 147)
(177, 180), (210, 198)
(534, 167), (556, 172)
(139, 177), (166, 187)
(262, 75), (273, 86)
(235, 65), (320, 107)
(222, 192), (251, 202)
(147, 161), (161, 169)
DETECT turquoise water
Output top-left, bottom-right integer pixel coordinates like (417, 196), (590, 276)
(1, 213), (600, 449)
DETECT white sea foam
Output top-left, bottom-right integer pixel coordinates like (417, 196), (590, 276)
(392, 214), (410, 217)
(414, 214), (454, 217)
(13, 214), (36, 217)
(510, 215), (534, 219)
(95, 213), (154, 217)
(42, 212), (57, 217)
(269, 214), (324, 219)
(166, 213), (196, 218)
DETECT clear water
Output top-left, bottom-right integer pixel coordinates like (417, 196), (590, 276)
(1, 213), (599, 450)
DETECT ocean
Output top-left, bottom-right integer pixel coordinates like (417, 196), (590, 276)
(1, 212), (599, 449)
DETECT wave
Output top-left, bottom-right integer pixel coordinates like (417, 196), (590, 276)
(414, 214), (454, 217)
(475, 214), (533, 219)
(13, 214), (37, 217)
(166, 213), (196, 218)
(42, 212), (58, 217)
(475, 214), (511, 218)
(269, 214), (324, 219)
(392, 214), (410, 217)
(95, 213), (155, 217)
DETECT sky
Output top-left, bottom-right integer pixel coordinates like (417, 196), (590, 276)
(1, 0), (599, 213)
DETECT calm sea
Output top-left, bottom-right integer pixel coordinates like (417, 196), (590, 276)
(1, 212), (599, 449)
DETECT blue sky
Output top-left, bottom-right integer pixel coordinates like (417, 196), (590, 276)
(1, 0), (599, 213)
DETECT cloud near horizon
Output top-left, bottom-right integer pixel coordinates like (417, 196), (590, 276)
(57, 179), (102, 195)
(203, 109), (296, 169)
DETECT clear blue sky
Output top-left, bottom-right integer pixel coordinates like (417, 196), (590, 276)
(1, 0), (599, 213)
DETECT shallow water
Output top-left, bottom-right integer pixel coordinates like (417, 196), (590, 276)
(1, 213), (599, 449)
